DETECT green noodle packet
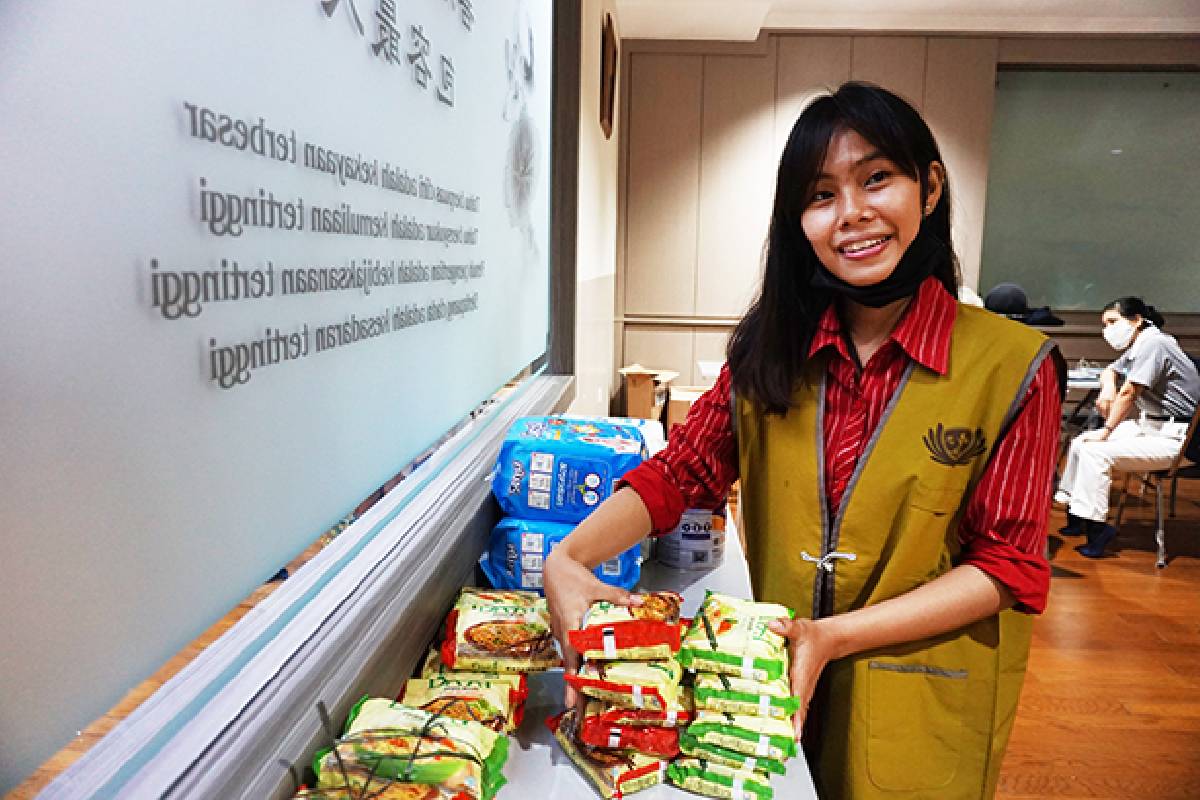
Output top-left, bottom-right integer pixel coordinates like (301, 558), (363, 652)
(678, 592), (793, 682)
(679, 732), (788, 776)
(693, 672), (801, 720)
(314, 696), (509, 800)
(667, 757), (774, 800)
(686, 710), (798, 761)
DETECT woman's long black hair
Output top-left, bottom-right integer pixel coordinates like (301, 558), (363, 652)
(726, 81), (960, 414)
(1105, 297), (1166, 329)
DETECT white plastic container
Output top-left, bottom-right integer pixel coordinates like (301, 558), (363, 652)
(657, 508), (726, 570)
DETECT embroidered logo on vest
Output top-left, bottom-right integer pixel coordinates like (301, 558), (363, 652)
(923, 424), (987, 466)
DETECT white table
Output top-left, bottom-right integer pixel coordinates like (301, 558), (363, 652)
(501, 525), (820, 799)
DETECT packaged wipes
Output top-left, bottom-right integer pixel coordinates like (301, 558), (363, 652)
(667, 758), (774, 800)
(679, 732), (787, 776)
(492, 416), (647, 523)
(565, 658), (683, 712)
(399, 678), (516, 732)
(693, 672), (800, 720)
(686, 710), (797, 761)
(548, 708), (668, 799)
(441, 588), (559, 672)
(315, 697), (509, 800)
(578, 700), (681, 757)
(568, 592), (685, 661)
(678, 592), (793, 682)
(480, 517), (640, 594)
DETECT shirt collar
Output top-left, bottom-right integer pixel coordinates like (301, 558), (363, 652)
(807, 276), (957, 374)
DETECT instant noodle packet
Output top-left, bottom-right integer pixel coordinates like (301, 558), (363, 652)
(678, 592), (793, 682)
(441, 588), (559, 672)
(578, 700), (681, 757)
(693, 672), (801, 720)
(667, 758), (774, 800)
(418, 647), (529, 702)
(679, 732), (787, 776)
(548, 708), (668, 799)
(316, 697), (509, 800)
(399, 678), (516, 732)
(686, 710), (797, 761)
(568, 592), (685, 661)
(564, 658), (683, 711)
(581, 688), (694, 728)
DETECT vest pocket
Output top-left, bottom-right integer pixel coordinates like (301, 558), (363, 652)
(909, 479), (966, 516)
(866, 659), (967, 791)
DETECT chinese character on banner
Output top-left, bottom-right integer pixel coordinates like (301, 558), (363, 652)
(408, 25), (432, 88)
(458, 0), (474, 31)
(320, 0), (365, 36)
(372, 0), (402, 64)
(437, 56), (455, 106)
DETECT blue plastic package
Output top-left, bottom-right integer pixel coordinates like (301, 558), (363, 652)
(480, 517), (641, 594)
(492, 416), (647, 523)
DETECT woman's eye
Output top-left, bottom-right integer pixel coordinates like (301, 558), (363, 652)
(865, 170), (890, 186)
(808, 190), (833, 204)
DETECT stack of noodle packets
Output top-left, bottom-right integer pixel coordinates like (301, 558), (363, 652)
(668, 591), (797, 799)
(415, 647), (529, 732)
(309, 697), (510, 800)
(556, 592), (692, 793)
(441, 588), (560, 673)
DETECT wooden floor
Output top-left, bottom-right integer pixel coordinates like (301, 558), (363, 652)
(9, 482), (1200, 799)
(997, 479), (1200, 800)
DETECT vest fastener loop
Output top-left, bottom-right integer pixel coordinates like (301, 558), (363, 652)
(800, 550), (857, 573)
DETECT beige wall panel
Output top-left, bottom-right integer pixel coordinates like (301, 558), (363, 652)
(997, 37), (1200, 67)
(625, 54), (703, 316)
(572, 274), (618, 414)
(571, 0), (622, 416)
(695, 50), (777, 318)
(774, 36), (853, 150)
(623, 326), (694, 385)
(693, 328), (733, 386)
(923, 38), (998, 292)
(851, 37), (927, 110)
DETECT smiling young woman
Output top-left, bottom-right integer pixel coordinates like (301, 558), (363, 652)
(544, 82), (1065, 800)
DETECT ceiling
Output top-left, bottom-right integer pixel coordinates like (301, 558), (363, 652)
(613, 0), (1200, 40)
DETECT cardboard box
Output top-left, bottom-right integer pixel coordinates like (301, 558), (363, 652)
(619, 364), (678, 421)
(665, 385), (708, 434)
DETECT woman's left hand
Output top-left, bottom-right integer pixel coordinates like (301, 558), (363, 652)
(767, 617), (842, 739)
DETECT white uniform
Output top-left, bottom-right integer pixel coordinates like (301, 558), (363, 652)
(1056, 326), (1199, 523)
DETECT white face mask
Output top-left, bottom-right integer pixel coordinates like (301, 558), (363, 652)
(1103, 318), (1136, 351)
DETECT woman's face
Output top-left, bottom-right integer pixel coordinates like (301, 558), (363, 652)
(1101, 308), (1142, 331)
(800, 128), (943, 287)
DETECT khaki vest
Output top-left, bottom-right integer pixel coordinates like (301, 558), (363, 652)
(736, 304), (1056, 799)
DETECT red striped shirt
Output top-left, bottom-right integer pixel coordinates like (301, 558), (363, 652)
(622, 277), (1060, 613)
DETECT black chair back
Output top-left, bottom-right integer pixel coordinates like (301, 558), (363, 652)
(1185, 354), (1200, 465)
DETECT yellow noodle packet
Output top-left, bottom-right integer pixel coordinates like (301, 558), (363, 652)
(442, 588), (559, 672)
(687, 710), (797, 761)
(565, 658), (683, 711)
(549, 708), (668, 799)
(679, 592), (793, 682)
(693, 672), (801, 719)
(400, 678), (515, 732)
(667, 757), (774, 800)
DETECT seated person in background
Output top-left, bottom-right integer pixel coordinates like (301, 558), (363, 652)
(984, 282), (1064, 326)
(1056, 297), (1200, 557)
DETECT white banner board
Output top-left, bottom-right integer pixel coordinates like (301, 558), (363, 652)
(0, 0), (552, 789)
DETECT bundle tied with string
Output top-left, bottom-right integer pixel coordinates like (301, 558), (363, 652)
(308, 697), (510, 800)
(669, 592), (797, 798)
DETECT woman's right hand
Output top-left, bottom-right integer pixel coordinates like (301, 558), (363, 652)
(544, 548), (642, 707)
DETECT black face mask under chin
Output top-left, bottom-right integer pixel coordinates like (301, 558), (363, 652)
(809, 225), (949, 308)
